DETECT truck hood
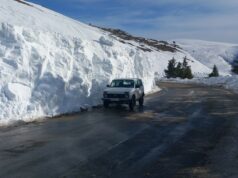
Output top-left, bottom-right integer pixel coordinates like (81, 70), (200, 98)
(104, 87), (133, 94)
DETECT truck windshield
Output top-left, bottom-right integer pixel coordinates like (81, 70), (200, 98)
(110, 80), (134, 88)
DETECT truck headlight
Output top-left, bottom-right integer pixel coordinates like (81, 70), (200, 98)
(125, 92), (129, 98)
(103, 92), (108, 98)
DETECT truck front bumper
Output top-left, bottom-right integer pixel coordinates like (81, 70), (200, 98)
(102, 98), (130, 104)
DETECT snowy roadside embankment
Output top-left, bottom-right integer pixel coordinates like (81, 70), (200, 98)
(159, 76), (238, 94)
(2, 0), (238, 126)
(0, 23), (156, 126)
(0, 0), (214, 126)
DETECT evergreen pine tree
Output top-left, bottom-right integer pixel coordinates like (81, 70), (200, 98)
(182, 56), (188, 68)
(164, 58), (176, 78)
(184, 66), (193, 79)
(180, 57), (194, 79)
(164, 57), (193, 79)
(209, 65), (219, 77)
(181, 57), (188, 79)
(175, 62), (182, 78)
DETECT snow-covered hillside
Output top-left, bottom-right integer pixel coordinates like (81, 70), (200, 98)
(177, 39), (238, 75)
(0, 0), (227, 125)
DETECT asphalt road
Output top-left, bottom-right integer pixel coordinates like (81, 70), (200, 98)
(0, 82), (238, 178)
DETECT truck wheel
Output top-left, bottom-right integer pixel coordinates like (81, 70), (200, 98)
(139, 94), (144, 106)
(129, 96), (136, 111)
(103, 101), (109, 108)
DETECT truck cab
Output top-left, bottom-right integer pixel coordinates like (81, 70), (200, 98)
(102, 78), (144, 110)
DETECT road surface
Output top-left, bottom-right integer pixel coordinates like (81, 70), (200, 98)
(0, 82), (238, 178)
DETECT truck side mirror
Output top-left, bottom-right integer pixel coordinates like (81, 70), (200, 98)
(106, 84), (110, 87)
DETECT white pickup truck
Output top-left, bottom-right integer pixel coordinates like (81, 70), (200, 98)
(102, 78), (144, 111)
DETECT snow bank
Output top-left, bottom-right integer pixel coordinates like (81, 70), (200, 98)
(0, 0), (220, 125)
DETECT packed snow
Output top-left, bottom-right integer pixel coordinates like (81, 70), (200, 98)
(0, 0), (236, 126)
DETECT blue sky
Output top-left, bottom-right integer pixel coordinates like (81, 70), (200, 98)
(28, 0), (238, 43)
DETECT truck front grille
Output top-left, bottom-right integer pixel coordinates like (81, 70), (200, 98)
(107, 94), (125, 98)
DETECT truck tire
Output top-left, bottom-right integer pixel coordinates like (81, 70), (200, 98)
(103, 101), (109, 108)
(129, 96), (136, 111)
(139, 94), (144, 106)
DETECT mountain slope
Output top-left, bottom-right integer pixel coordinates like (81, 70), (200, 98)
(0, 0), (214, 125)
(177, 39), (238, 75)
